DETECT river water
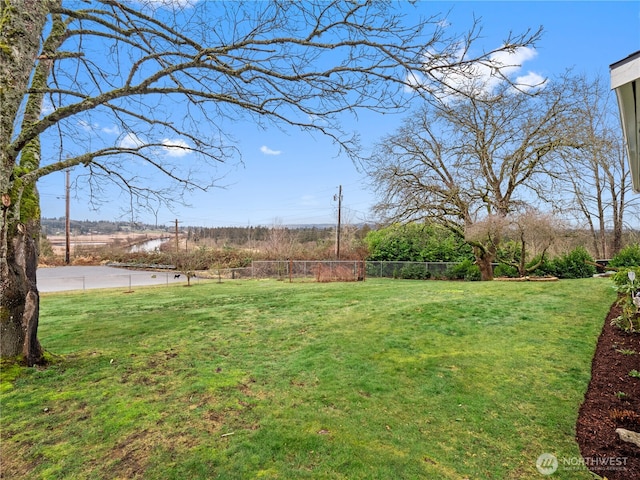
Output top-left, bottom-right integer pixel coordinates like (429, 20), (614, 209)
(129, 237), (170, 253)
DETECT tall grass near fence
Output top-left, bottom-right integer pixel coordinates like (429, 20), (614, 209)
(1, 278), (615, 479)
(229, 260), (465, 281)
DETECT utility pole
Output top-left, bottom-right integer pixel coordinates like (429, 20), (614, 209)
(65, 169), (70, 265)
(334, 185), (342, 260)
(175, 219), (179, 253)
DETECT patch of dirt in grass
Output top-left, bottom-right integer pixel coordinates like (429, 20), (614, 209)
(576, 302), (640, 479)
(106, 429), (196, 479)
(0, 441), (42, 480)
(108, 430), (155, 479)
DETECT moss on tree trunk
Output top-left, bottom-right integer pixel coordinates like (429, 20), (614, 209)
(1, 1), (62, 365)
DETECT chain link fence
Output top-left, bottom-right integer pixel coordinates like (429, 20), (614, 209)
(39, 261), (465, 292)
(227, 260), (460, 281)
(365, 261), (455, 279)
(248, 260), (366, 282)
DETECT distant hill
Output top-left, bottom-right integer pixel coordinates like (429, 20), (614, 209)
(41, 218), (373, 247)
(41, 217), (164, 236)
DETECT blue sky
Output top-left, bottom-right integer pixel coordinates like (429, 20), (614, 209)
(38, 1), (640, 228)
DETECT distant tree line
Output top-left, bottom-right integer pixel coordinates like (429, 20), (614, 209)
(185, 225), (340, 246)
(41, 217), (162, 235)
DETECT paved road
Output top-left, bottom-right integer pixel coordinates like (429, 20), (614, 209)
(37, 266), (188, 292)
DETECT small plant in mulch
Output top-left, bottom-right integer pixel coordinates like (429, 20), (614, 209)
(609, 408), (640, 429)
(615, 391), (629, 400)
(611, 269), (640, 332)
(616, 348), (638, 355)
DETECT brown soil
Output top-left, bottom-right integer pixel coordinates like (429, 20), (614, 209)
(576, 302), (640, 479)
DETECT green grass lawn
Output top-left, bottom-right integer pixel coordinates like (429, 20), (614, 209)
(1, 277), (615, 479)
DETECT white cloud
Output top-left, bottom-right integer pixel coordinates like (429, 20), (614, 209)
(489, 46), (538, 77)
(40, 98), (54, 116)
(260, 145), (282, 156)
(420, 44), (545, 99)
(514, 71), (547, 92)
(162, 138), (191, 157)
(78, 119), (99, 132)
(465, 46), (540, 95)
(102, 125), (120, 135)
(118, 132), (144, 149)
(405, 71), (427, 93)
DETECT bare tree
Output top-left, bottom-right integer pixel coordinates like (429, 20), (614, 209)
(365, 75), (578, 280)
(1, 0), (541, 364)
(172, 250), (201, 287)
(264, 219), (295, 260)
(495, 209), (561, 277)
(555, 75), (639, 258)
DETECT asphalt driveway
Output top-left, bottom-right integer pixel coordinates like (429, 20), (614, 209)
(37, 266), (186, 292)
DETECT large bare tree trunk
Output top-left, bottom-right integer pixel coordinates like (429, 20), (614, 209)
(0, 214), (43, 365)
(473, 245), (495, 281)
(1, 0), (53, 365)
(610, 162), (626, 256)
(612, 199), (624, 256)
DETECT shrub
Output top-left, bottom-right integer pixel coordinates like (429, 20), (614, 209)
(609, 244), (640, 268)
(611, 268), (640, 332)
(612, 267), (640, 287)
(609, 408), (640, 429)
(527, 255), (558, 277)
(365, 223), (473, 262)
(465, 265), (482, 281)
(314, 264), (360, 282)
(396, 264), (431, 280)
(494, 263), (519, 278)
(445, 259), (481, 281)
(612, 312), (638, 333)
(552, 246), (596, 279)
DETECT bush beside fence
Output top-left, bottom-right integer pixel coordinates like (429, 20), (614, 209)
(247, 260), (459, 281)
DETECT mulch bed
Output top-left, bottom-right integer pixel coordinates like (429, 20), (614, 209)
(576, 302), (640, 479)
